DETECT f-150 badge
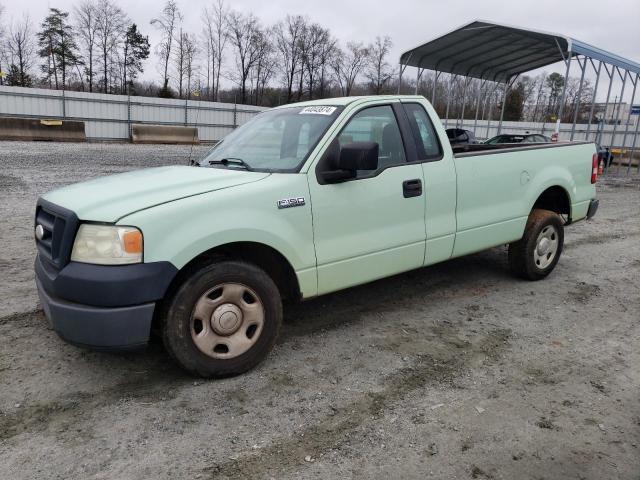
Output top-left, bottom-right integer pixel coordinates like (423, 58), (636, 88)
(277, 197), (306, 209)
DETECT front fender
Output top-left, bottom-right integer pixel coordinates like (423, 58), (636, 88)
(118, 174), (318, 297)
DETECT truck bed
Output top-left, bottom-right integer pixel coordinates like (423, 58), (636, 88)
(452, 141), (591, 157)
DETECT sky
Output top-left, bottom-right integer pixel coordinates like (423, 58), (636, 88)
(2, 0), (639, 100)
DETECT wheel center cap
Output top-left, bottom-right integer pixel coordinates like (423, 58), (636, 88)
(537, 238), (550, 255)
(211, 303), (243, 336)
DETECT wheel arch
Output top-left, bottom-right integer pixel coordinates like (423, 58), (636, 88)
(167, 241), (302, 303)
(530, 185), (572, 222)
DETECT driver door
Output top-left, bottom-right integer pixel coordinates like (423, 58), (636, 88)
(308, 103), (426, 295)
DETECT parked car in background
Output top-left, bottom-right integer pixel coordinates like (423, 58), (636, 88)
(485, 134), (550, 144)
(446, 128), (477, 145)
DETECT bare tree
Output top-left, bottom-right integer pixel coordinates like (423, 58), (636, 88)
(316, 31), (337, 98)
(274, 15), (306, 102)
(173, 29), (198, 98)
(300, 23), (332, 99)
(183, 33), (198, 99)
(4, 14), (35, 86)
(226, 10), (261, 104)
(95, 0), (126, 93)
(74, 0), (100, 92)
(250, 27), (274, 105)
(366, 35), (393, 94)
(173, 28), (185, 97)
(332, 41), (368, 96)
(151, 0), (181, 96)
(201, 0), (227, 101)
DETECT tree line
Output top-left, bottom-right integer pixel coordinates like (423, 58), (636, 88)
(0, 0), (396, 106)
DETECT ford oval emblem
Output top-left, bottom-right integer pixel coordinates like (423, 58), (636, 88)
(35, 224), (45, 240)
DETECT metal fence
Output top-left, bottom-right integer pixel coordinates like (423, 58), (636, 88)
(0, 86), (266, 142)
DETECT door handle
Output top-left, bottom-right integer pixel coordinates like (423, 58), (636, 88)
(402, 179), (422, 198)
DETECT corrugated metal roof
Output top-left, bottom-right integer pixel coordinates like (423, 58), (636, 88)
(400, 20), (640, 82)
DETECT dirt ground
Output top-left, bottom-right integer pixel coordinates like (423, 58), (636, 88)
(0, 141), (638, 480)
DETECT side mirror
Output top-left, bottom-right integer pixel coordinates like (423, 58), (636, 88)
(338, 142), (379, 171)
(320, 141), (379, 183)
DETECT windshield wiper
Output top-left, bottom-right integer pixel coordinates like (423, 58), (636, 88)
(208, 157), (253, 171)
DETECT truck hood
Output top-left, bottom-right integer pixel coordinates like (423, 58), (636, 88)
(42, 166), (270, 222)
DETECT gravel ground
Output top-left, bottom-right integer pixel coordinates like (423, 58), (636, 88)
(0, 140), (639, 480)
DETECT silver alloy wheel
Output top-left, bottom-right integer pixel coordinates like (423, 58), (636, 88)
(190, 282), (265, 359)
(533, 225), (559, 270)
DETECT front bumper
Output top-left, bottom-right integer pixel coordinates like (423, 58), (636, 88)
(36, 276), (154, 350)
(35, 254), (177, 350)
(587, 199), (599, 219)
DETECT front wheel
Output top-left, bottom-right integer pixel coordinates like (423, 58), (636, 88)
(508, 209), (564, 281)
(160, 260), (282, 378)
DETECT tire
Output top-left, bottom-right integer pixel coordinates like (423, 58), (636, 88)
(160, 259), (282, 378)
(508, 209), (564, 281)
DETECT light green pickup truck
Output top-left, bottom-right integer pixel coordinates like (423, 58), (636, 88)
(34, 95), (599, 377)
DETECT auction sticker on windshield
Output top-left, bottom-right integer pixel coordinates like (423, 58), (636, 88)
(299, 106), (337, 115)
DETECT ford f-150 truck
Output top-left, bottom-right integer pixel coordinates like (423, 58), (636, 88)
(34, 95), (599, 377)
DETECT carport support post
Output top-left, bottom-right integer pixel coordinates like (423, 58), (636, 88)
(627, 110), (640, 174)
(415, 68), (424, 95)
(485, 83), (500, 139)
(497, 79), (509, 135)
(473, 80), (487, 134)
(597, 65), (614, 146)
(397, 61), (409, 94)
(444, 74), (457, 128)
(556, 53), (572, 137)
(605, 68), (628, 175)
(431, 71), (441, 107)
(459, 77), (470, 128)
(585, 60), (603, 140)
(624, 74), (640, 174)
(570, 57), (587, 141)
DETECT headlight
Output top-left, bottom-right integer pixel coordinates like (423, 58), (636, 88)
(71, 224), (143, 265)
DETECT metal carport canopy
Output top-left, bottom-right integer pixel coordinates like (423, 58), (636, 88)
(399, 20), (640, 83)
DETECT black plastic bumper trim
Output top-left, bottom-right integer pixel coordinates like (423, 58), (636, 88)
(35, 255), (178, 308)
(36, 277), (153, 350)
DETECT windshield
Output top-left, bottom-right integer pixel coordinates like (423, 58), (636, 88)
(200, 105), (342, 172)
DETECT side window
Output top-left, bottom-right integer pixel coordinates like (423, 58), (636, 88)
(402, 103), (443, 160)
(338, 105), (406, 176)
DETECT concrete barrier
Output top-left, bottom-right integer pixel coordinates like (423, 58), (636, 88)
(131, 124), (199, 144)
(0, 117), (86, 142)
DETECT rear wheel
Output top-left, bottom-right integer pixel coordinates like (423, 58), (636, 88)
(161, 260), (282, 377)
(508, 209), (564, 280)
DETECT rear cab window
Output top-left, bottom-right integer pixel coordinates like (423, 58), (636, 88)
(402, 103), (443, 161)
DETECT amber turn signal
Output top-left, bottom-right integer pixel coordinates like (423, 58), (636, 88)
(122, 230), (143, 253)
